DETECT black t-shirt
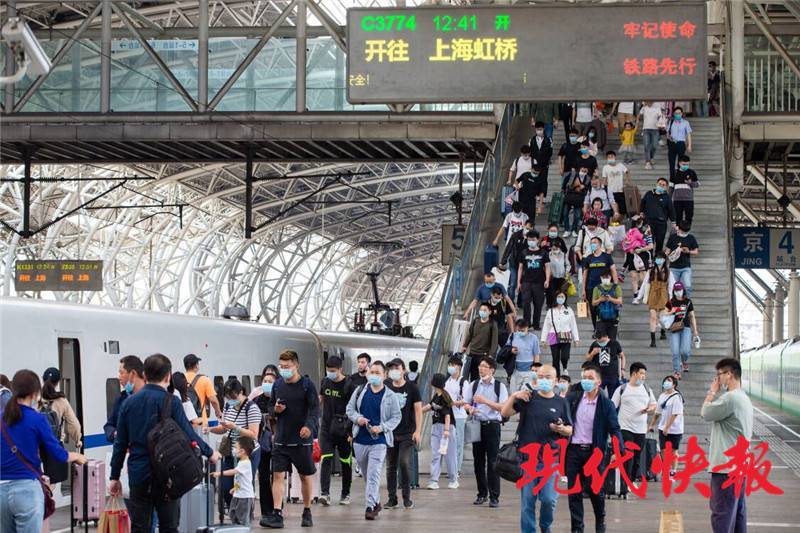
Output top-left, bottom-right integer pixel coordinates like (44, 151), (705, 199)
(573, 155), (598, 176)
(430, 394), (455, 425)
(319, 377), (348, 425)
(344, 372), (367, 402)
(517, 173), (537, 203)
(520, 249), (550, 285)
(666, 233), (698, 269)
(487, 299), (512, 331)
(514, 393), (573, 452)
(270, 376), (320, 446)
(384, 380), (422, 436)
(558, 141), (581, 172)
(666, 297), (694, 326)
(582, 252), (614, 286)
(672, 168), (698, 187)
(588, 340), (623, 380)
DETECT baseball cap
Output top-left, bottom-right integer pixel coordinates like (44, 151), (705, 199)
(183, 354), (202, 368)
(43, 367), (60, 383)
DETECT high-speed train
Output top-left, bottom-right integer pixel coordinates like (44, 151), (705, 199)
(0, 297), (428, 459)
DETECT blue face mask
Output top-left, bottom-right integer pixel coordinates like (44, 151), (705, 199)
(447, 366), (457, 376)
(537, 378), (554, 393)
(262, 382), (273, 395)
(367, 375), (382, 386)
(548, 231), (558, 238)
(326, 371), (338, 381)
(590, 242), (599, 253)
(279, 368), (293, 380)
(478, 310), (489, 319)
(597, 340), (608, 347)
(225, 398), (240, 409)
(663, 381), (674, 390)
(518, 331), (527, 337)
(579, 148), (589, 155)
(588, 132), (595, 138)
(569, 135), (578, 143)
(656, 186), (666, 194)
(557, 382), (569, 393)
(580, 379), (596, 392)
(607, 159), (616, 165)
(674, 113), (683, 121)
(124, 382), (134, 395)
(655, 258), (666, 266)
(528, 240), (538, 248)
(484, 282), (494, 288)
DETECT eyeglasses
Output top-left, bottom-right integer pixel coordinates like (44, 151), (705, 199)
(716, 370), (730, 377)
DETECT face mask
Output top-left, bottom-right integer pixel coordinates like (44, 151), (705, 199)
(663, 381), (674, 390)
(590, 243), (599, 253)
(579, 171), (588, 178)
(588, 132), (595, 139)
(569, 135), (578, 143)
(556, 296), (566, 305)
(225, 398), (240, 409)
(518, 331), (527, 337)
(326, 371), (338, 381)
(675, 290), (684, 298)
(528, 239), (538, 249)
(124, 382), (134, 394)
(580, 379), (596, 392)
(579, 148), (589, 155)
(490, 297), (500, 304)
(536, 129), (544, 137)
(367, 375), (383, 386)
(655, 258), (666, 266)
(262, 382), (273, 395)
(478, 310), (489, 319)
(548, 231), (558, 238)
(388, 369), (402, 381)
(656, 186), (666, 194)
(607, 159), (616, 165)
(557, 382), (569, 393)
(680, 165), (689, 171)
(279, 368), (293, 380)
(597, 340), (609, 347)
(536, 379), (554, 393)
(484, 282), (494, 288)
(674, 113), (683, 121)
(447, 366), (457, 376)
(601, 277), (611, 286)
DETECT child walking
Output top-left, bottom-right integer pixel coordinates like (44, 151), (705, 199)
(212, 436), (256, 526)
(424, 373), (459, 490)
(620, 121), (637, 164)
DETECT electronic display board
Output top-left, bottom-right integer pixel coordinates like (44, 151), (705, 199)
(14, 260), (103, 291)
(347, 3), (707, 103)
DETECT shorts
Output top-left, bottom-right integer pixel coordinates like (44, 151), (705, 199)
(271, 444), (316, 476)
(229, 497), (253, 526)
(623, 251), (651, 272)
(659, 431), (682, 452)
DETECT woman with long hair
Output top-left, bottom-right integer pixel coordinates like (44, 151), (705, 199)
(634, 251), (675, 347)
(40, 367), (82, 448)
(1, 370), (87, 532)
(170, 371), (200, 427)
(249, 365), (278, 519)
(648, 375), (684, 480)
(540, 290), (580, 377)
(422, 373), (458, 490)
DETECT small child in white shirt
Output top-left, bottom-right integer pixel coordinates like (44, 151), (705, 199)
(212, 436), (255, 525)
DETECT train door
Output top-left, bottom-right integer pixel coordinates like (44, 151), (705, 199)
(56, 337), (83, 496)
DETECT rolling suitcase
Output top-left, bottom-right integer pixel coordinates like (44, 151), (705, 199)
(73, 460), (106, 524)
(288, 467), (320, 503)
(501, 185), (516, 215)
(623, 184), (641, 217)
(603, 445), (628, 499)
(179, 462), (216, 533)
(641, 435), (660, 482)
(483, 244), (499, 274)
(547, 192), (564, 225)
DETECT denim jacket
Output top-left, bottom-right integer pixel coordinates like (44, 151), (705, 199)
(345, 384), (402, 447)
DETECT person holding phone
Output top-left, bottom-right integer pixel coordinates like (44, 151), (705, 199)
(611, 362), (656, 485)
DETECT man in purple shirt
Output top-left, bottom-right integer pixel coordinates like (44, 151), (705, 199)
(565, 364), (624, 533)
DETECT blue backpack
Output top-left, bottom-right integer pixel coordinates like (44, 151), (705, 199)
(597, 284), (621, 321)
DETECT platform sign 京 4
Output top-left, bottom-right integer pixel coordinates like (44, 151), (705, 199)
(733, 227), (799, 269)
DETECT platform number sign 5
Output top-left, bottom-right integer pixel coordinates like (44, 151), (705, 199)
(441, 224), (466, 266)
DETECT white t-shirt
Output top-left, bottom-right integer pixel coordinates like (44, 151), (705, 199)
(611, 383), (656, 434)
(575, 102), (593, 123)
(617, 102), (635, 114)
(511, 155), (533, 179)
(639, 105), (663, 130)
(233, 459), (255, 498)
(174, 390), (198, 423)
(601, 162), (628, 194)
(656, 391), (684, 435)
(503, 211), (529, 243)
(444, 376), (468, 419)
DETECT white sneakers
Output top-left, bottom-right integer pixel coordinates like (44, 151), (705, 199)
(448, 480), (460, 489)
(562, 230), (571, 238)
(427, 481), (439, 490)
(645, 162), (653, 170)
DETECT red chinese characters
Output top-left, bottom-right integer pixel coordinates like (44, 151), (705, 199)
(623, 20), (697, 40)
(622, 57), (697, 77)
(712, 435), (784, 497)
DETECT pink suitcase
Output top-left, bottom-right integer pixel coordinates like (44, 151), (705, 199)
(73, 460), (106, 522)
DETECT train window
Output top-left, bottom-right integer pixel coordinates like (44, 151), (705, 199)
(241, 375), (251, 396)
(106, 379), (120, 420)
(213, 376), (224, 408)
(107, 341), (120, 355)
(254, 374), (262, 388)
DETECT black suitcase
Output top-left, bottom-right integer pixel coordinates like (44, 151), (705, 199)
(640, 436), (660, 482)
(603, 444), (628, 499)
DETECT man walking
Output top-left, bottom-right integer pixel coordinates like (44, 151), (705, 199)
(318, 355), (352, 506)
(611, 362), (656, 486)
(184, 354), (223, 426)
(383, 358), (422, 509)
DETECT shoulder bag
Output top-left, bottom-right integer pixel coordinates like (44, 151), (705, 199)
(494, 399), (528, 483)
(1, 422), (56, 519)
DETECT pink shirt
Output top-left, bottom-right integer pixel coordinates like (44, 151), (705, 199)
(571, 394), (598, 444)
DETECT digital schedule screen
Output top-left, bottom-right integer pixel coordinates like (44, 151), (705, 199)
(15, 260), (103, 291)
(347, 3), (707, 103)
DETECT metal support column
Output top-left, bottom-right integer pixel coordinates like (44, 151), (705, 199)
(245, 146), (254, 239)
(774, 283), (786, 342)
(729, 0), (745, 195)
(198, 0), (209, 111)
(100, 0), (112, 113)
(763, 294), (774, 345)
(4, 0), (16, 112)
(71, 45), (81, 111)
(788, 271), (800, 338)
(22, 151), (31, 238)
(296, 0), (307, 112)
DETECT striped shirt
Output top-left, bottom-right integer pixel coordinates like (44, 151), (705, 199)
(223, 400), (262, 449)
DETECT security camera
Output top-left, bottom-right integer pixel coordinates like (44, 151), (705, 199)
(2, 17), (51, 77)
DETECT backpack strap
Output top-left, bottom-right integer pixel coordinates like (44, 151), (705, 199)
(160, 393), (173, 421)
(189, 374), (206, 411)
(494, 380), (502, 401)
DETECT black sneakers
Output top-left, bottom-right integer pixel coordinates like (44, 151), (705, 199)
(473, 496), (487, 505)
(301, 508), (313, 527)
(261, 511), (285, 529)
(384, 497), (399, 509)
(365, 507), (377, 520)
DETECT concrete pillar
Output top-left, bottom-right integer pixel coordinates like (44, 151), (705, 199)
(295, 0), (307, 112)
(788, 271), (800, 338)
(763, 295), (774, 344)
(728, 0), (745, 195)
(4, 0), (16, 112)
(774, 284), (785, 342)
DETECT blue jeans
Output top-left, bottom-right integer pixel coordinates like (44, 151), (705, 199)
(669, 327), (693, 373)
(0, 479), (44, 533)
(544, 122), (554, 141)
(508, 263), (519, 301)
(562, 204), (582, 233)
(454, 417), (466, 474)
(643, 129), (659, 162)
(710, 472), (747, 533)
(521, 466), (559, 533)
(671, 267), (693, 297)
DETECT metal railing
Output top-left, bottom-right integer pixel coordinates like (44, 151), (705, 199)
(744, 37), (800, 113)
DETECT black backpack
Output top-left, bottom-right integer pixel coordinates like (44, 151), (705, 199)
(187, 373), (205, 417)
(147, 394), (203, 501)
(39, 400), (63, 443)
(471, 379), (509, 423)
(39, 400), (69, 483)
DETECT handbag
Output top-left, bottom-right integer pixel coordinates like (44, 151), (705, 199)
(494, 402), (528, 483)
(219, 400), (248, 457)
(658, 312), (675, 330)
(463, 417), (482, 443)
(97, 496), (130, 533)
(563, 277), (577, 297)
(576, 301), (589, 318)
(1, 422), (57, 520)
(547, 311), (559, 346)
(669, 318), (685, 332)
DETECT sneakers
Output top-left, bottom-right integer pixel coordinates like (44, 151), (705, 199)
(374, 503), (382, 514)
(562, 230), (572, 238)
(301, 508), (313, 528)
(403, 499), (414, 510)
(318, 494), (330, 506)
(448, 480), (460, 489)
(632, 298), (640, 305)
(340, 494), (351, 506)
(384, 497), (399, 509)
(645, 162), (653, 170)
(365, 507), (377, 520)
(562, 368), (569, 376)
(261, 511), (285, 529)
(427, 481), (440, 490)
(682, 363), (689, 372)
(489, 498), (499, 508)
(473, 496), (487, 505)
(572, 231), (579, 237)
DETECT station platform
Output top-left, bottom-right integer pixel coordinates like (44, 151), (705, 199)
(47, 398), (800, 533)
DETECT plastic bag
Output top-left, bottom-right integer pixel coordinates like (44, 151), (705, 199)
(609, 224), (626, 247)
(438, 437), (449, 455)
(658, 312), (675, 330)
(105, 452), (129, 498)
(97, 497), (130, 533)
(576, 301), (589, 318)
